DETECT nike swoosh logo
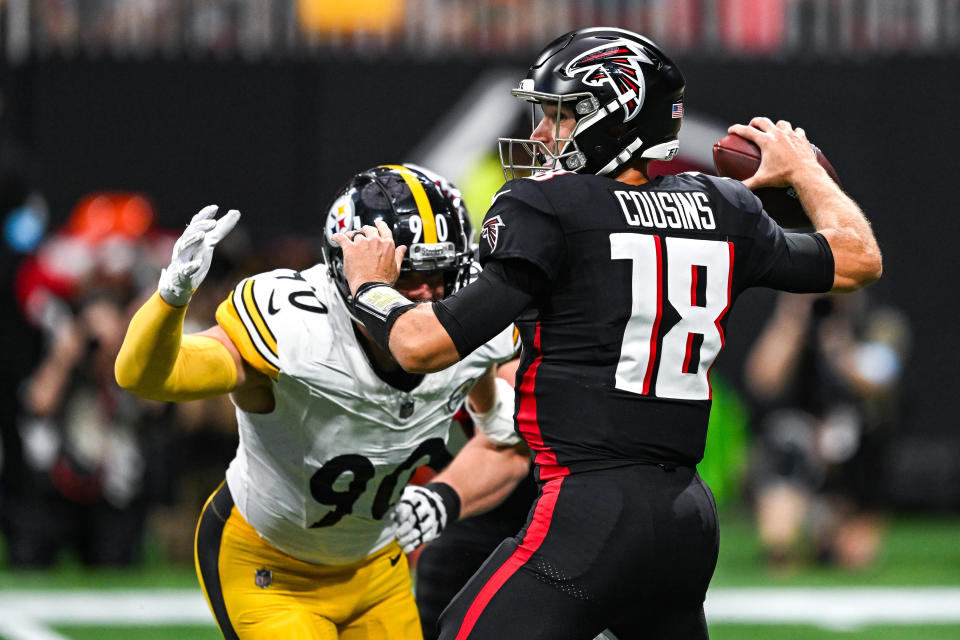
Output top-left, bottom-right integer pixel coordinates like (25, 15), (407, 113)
(267, 290), (280, 315)
(490, 189), (511, 207)
(389, 553), (403, 566)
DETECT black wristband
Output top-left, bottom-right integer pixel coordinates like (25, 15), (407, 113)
(351, 282), (417, 353)
(424, 481), (461, 524)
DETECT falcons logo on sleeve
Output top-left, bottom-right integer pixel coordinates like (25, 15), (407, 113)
(481, 216), (505, 251)
(565, 41), (653, 123)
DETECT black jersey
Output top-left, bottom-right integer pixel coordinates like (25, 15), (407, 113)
(476, 169), (833, 476)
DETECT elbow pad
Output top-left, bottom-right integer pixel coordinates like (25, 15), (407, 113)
(467, 377), (520, 446)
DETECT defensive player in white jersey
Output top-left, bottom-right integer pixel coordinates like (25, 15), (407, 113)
(114, 164), (529, 640)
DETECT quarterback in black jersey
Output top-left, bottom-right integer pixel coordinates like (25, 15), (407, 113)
(335, 27), (882, 640)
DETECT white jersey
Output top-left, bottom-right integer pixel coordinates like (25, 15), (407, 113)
(215, 264), (516, 565)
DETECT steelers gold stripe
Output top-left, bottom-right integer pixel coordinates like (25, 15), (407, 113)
(215, 296), (279, 380)
(383, 164), (437, 243)
(241, 279), (278, 358)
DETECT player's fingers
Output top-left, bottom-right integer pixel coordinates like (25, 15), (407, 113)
(728, 123), (763, 143)
(360, 224), (380, 240)
(176, 230), (205, 253)
(207, 209), (241, 245)
(749, 116), (776, 131)
(394, 246), (406, 270)
(189, 204), (219, 225)
(179, 258), (203, 277)
(795, 127), (808, 140)
(395, 519), (414, 537)
(374, 219), (393, 239)
(398, 529), (419, 551)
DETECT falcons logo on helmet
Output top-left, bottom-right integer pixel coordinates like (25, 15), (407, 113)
(480, 216), (505, 251)
(565, 41), (653, 123)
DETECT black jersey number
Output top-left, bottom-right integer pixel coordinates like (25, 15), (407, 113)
(610, 234), (732, 400)
(309, 437), (447, 528)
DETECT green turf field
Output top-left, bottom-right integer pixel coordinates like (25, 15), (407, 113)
(52, 626), (220, 640)
(37, 623), (960, 640)
(709, 624), (960, 639)
(0, 511), (957, 639)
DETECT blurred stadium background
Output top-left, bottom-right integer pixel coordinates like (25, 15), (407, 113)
(0, 1), (958, 638)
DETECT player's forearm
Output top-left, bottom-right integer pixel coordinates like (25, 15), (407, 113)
(434, 433), (530, 520)
(115, 292), (237, 401)
(389, 304), (461, 373)
(791, 166), (882, 291)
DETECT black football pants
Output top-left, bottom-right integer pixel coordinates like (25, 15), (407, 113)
(437, 464), (719, 640)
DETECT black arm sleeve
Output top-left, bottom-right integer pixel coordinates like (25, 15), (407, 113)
(757, 232), (835, 293)
(433, 259), (547, 358)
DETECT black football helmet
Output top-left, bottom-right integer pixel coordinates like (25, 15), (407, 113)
(322, 164), (474, 308)
(499, 27), (685, 178)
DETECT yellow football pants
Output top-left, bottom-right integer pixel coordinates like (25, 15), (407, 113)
(195, 482), (422, 639)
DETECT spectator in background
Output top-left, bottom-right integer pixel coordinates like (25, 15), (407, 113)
(13, 290), (161, 566)
(744, 292), (910, 570)
(3, 193), (172, 567)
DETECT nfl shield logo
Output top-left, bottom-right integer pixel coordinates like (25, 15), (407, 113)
(255, 568), (272, 589)
(399, 400), (415, 419)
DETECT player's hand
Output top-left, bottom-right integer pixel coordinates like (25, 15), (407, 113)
(330, 220), (406, 297)
(158, 205), (240, 307)
(728, 117), (822, 190)
(391, 484), (452, 553)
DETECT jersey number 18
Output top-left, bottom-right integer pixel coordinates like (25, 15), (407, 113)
(610, 234), (732, 401)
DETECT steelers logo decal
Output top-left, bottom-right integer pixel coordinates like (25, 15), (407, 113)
(325, 196), (355, 246)
(446, 378), (476, 411)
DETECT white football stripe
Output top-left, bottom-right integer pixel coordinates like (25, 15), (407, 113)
(0, 587), (958, 631)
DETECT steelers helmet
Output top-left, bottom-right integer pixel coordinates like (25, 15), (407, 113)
(322, 164), (474, 307)
(499, 27), (685, 178)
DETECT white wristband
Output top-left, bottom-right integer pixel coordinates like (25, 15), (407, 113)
(467, 377), (520, 446)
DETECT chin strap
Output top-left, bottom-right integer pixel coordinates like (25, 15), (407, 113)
(596, 137), (646, 176)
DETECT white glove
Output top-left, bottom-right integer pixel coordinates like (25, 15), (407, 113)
(158, 205), (240, 307)
(392, 483), (460, 553)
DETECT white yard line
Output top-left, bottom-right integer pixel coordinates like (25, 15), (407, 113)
(705, 587), (960, 629)
(0, 615), (71, 640)
(0, 587), (958, 635)
(0, 590), (211, 625)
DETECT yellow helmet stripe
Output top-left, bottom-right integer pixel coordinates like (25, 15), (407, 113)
(383, 164), (438, 243)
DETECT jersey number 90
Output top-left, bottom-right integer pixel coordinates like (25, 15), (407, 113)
(309, 437), (447, 528)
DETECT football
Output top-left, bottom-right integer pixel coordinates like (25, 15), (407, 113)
(712, 132), (841, 228)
